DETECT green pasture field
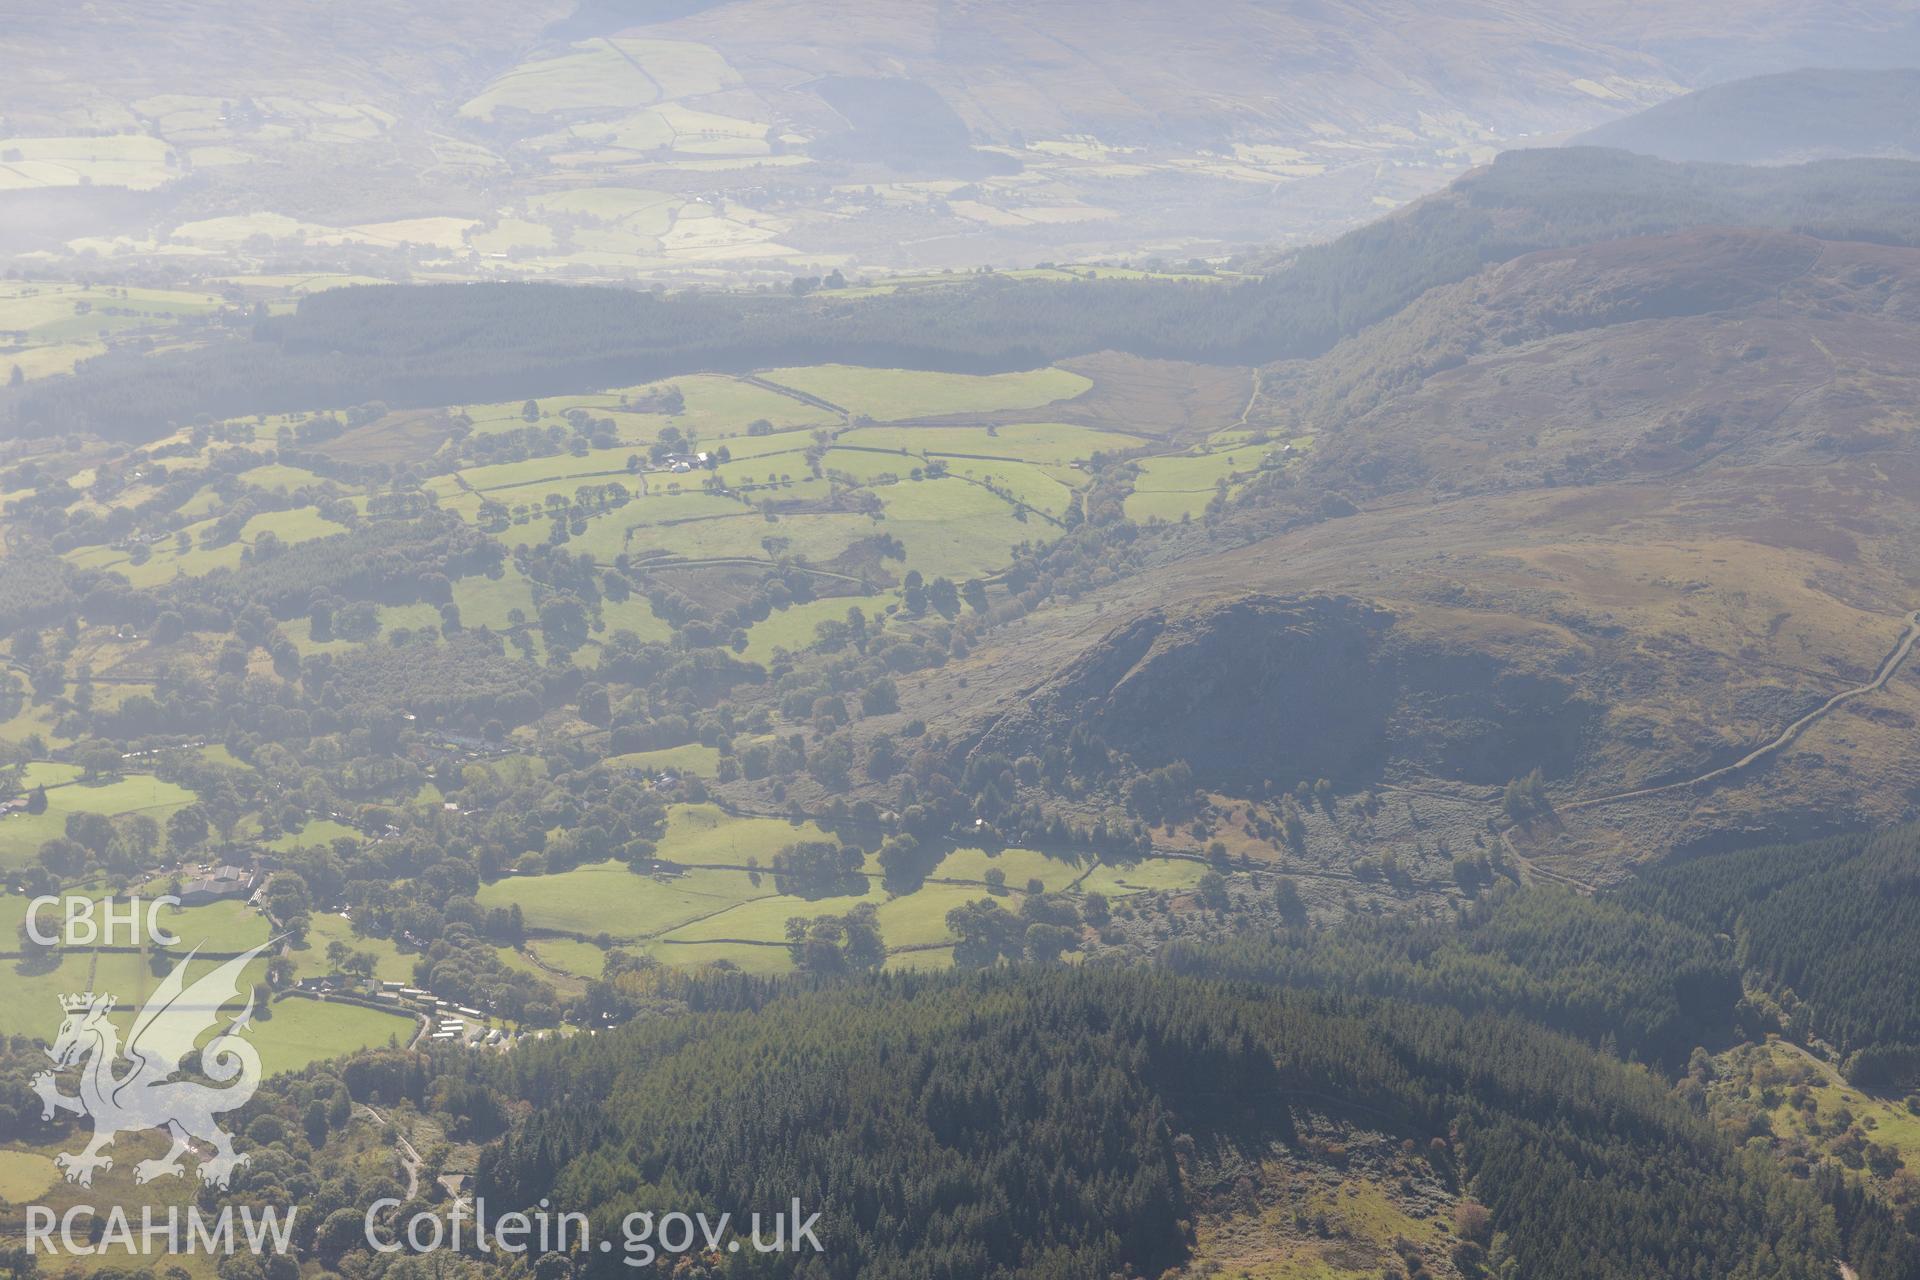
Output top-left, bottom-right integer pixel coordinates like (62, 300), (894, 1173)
(457, 394), (622, 435)
(0, 1147), (56, 1203)
(655, 878), (992, 960)
(511, 490), (741, 555)
(874, 479), (1033, 580)
(822, 449), (1074, 522)
(3, 942), (406, 1072)
(707, 455), (815, 490)
(527, 186), (679, 223)
(451, 568), (539, 630)
(19, 761), (83, 788)
(459, 374), (836, 443)
(562, 499), (735, 561)
(254, 995), (417, 1075)
(173, 485), (224, 520)
(63, 507), (344, 587)
(740, 594), (888, 663)
(0, 1126), (218, 1279)
(153, 898), (272, 952)
(460, 44), (653, 117)
(817, 449), (921, 484)
(874, 882), (995, 947)
(475, 480), (734, 522)
(522, 936), (607, 981)
(0, 135), (175, 191)
(244, 506), (350, 544)
(65, 532), (244, 588)
(443, 446), (644, 495)
(475, 861), (769, 941)
(1124, 449), (1268, 522)
(0, 949), (152, 1037)
(427, 483), (494, 526)
(657, 803), (832, 864)
(0, 892), (265, 957)
(280, 603), (444, 656)
(466, 831), (1200, 975)
(1133, 450), (1263, 490)
(77, 682), (158, 716)
(594, 594), (674, 643)
(0, 774), (199, 869)
(265, 818), (362, 853)
(932, 845), (1088, 892)
(597, 506), (871, 566)
(837, 421), (1144, 465)
(607, 743), (722, 775)
(195, 744), (248, 769)
(756, 365), (1092, 421)
(1717, 1039), (1920, 1173)
(0, 283), (223, 339)
(470, 218), (557, 254)
(291, 912), (415, 983)
(2, 339), (104, 380)
(0, 276), (228, 387)
(0, 701), (67, 750)
(659, 880), (882, 944)
(236, 462), (330, 492)
(662, 377), (839, 436)
(940, 459), (1076, 518)
(647, 936), (792, 973)
(1122, 487), (1211, 522)
(208, 272), (392, 294)
(576, 103), (769, 157)
(708, 425), (820, 462)
(1077, 856), (1206, 896)
(463, 486), (643, 536)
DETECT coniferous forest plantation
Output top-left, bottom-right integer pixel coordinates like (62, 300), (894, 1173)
(7, 5), (1920, 1280)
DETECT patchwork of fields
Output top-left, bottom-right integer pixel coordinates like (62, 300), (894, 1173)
(4, 796), (1205, 1070)
(474, 802), (1206, 979)
(0, 282), (228, 384)
(3, 345), (1271, 1082)
(391, 364), (1122, 597)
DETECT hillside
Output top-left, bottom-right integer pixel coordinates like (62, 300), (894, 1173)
(1576, 67), (1920, 163)
(13, 14), (1920, 1280)
(8, 175), (1920, 903)
(7, 0), (1920, 281)
(975, 594), (1595, 792)
(824, 228), (1920, 886)
(471, 965), (1863, 1280)
(18, 148), (1920, 440)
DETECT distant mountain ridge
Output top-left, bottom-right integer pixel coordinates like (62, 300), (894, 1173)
(14, 147), (1920, 439)
(1575, 67), (1920, 163)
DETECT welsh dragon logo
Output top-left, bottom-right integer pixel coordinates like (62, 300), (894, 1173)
(31, 941), (272, 1189)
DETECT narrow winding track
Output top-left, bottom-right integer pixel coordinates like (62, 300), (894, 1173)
(1564, 609), (1920, 813)
(356, 1103), (422, 1201)
(1506, 608), (1920, 894)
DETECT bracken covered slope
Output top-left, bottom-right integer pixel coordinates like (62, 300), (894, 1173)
(883, 228), (1920, 880)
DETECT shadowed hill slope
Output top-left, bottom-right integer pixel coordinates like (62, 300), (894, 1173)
(865, 228), (1920, 879)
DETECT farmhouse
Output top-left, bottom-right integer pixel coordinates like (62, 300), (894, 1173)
(180, 863), (259, 904)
